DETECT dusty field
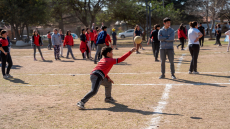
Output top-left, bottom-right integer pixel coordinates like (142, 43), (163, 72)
(0, 38), (230, 129)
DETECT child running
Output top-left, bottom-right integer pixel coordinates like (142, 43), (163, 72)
(32, 30), (45, 61)
(0, 30), (13, 79)
(80, 29), (90, 59)
(64, 30), (76, 59)
(77, 46), (136, 109)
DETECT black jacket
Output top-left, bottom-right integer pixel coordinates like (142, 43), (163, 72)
(150, 29), (160, 43)
(32, 35), (43, 46)
(80, 34), (86, 42)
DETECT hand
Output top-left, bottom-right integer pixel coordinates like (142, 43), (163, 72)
(4, 52), (7, 55)
(130, 47), (137, 53)
(194, 38), (199, 42)
(108, 78), (114, 84)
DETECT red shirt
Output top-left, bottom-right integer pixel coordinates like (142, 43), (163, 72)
(34, 35), (40, 46)
(94, 34), (98, 44)
(91, 51), (131, 79)
(105, 34), (111, 46)
(47, 34), (51, 39)
(85, 32), (90, 42)
(64, 35), (74, 46)
(0, 38), (9, 47)
(90, 32), (94, 41)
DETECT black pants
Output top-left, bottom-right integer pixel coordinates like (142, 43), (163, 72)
(199, 36), (204, 46)
(216, 36), (221, 45)
(91, 41), (94, 49)
(152, 42), (160, 60)
(82, 46), (89, 59)
(189, 44), (200, 72)
(48, 38), (52, 49)
(1, 52), (13, 76)
(178, 38), (185, 49)
(34, 45), (43, 59)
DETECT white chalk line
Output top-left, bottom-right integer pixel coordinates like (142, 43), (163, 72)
(25, 71), (230, 76)
(146, 84), (172, 129)
(2, 83), (230, 87)
(176, 54), (186, 71)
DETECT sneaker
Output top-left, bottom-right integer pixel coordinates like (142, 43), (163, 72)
(115, 48), (118, 50)
(42, 57), (45, 61)
(193, 71), (199, 74)
(57, 58), (61, 60)
(219, 45), (222, 46)
(61, 56), (64, 58)
(227, 50), (229, 52)
(77, 101), (85, 110)
(55, 58), (57, 61)
(105, 97), (116, 103)
(159, 75), (165, 79)
(94, 61), (97, 64)
(6, 74), (13, 78)
(188, 71), (192, 74)
(142, 48), (145, 50)
(34, 58), (37, 61)
(181, 49), (184, 50)
(66, 57), (70, 59)
(155, 59), (160, 62)
(172, 75), (177, 79)
(136, 51), (141, 54)
(73, 57), (76, 60)
(3, 75), (8, 79)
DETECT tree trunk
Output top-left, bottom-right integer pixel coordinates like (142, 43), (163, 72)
(90, 15), (95, 28)
(210, 19), (215, 39)
(26, 24), (29, 39)
(59, 12), (64, 33)
(14, 24), (20, 41)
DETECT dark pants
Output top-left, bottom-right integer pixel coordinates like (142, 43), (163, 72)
(54, 45), (60, 59)
(178, 38), (185, 49)
(66, 45), (75, 58)
(199, 36), (204, 46)
(94, 44), (105, 61)
(91, 41), (94, 48)
(33, 45), (43, 59)
(48, 38), (52, 49)
(81, 74), (112, 103)
(216, 36), (221, 45)
(1, 52), (13, 76)
(189, 44), (200, 72)
(152, 42), (160, 60)
(160, 49), (175, 75)
(82, 46), (89, 59)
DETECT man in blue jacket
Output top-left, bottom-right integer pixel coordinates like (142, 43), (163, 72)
(94, 26), (107, 64)
(158, 17), (176, 79)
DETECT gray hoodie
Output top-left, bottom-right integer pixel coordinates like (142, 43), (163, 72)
(158, 27), (175, 49)
(51, 33), (62, 46)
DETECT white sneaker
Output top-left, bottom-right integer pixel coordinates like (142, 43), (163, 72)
(188, 71), (192, 74)
(3, 75), (8, 79)
(193, 71), (199, 74)
(77, 101), (85, 110)
(6, 74), (13, 78)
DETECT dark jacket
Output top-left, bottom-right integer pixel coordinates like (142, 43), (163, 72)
(96, 31), (107, 45)
(80, 34), (86, 42)
(32, 35), (43, 46)
(150, 29), (160, 43)
(7, 36), (11, 47)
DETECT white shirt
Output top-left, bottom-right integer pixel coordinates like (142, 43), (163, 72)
(188, 28), (200, 45)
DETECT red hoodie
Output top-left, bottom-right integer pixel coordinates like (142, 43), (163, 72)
(94, 34), (98, 44)
(178, 29), (187, 39)
(64, 35), (74, 46)
(105, 34), (111, 46)
(90, 31), (94, 41)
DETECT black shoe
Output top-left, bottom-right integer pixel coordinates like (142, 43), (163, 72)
(155, 59), (160, 62)
(181, 49), (184, 50)
(94, 61), (97, 64)
(172, 75), (176, 79)
(159, 75), (165, 79)
(105, 97), (116, 103)
(57, 58), (61, 60)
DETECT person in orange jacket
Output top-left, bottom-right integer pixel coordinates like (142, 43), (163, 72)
(64, 30), (76, 60)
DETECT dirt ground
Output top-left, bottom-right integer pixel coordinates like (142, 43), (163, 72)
(0, 38), (230, 129)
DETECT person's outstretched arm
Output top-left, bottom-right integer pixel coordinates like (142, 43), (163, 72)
(113, 47), (136, 64)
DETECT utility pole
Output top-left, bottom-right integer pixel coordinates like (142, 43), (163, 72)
(145, 0), (149, 40)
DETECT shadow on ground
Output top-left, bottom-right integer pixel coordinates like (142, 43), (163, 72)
(86, 102), (183, 116)
(5, 78), (29, 84)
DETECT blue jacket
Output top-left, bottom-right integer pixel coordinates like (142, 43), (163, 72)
(96, 31), (107, 45)
(7, 36), (10, 47)
(158, 27), (175, 49)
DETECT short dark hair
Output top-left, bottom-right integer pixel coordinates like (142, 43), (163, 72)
(53, 28), (58, 31)
(102, 26), (107, 30)
(86, 28), (89, 31)
(200, 23), (202, 24)
(228, 21), (230, 24)
(81, 29), (85, 34)
(1, 30), (7, 36)
(155, 24), (160, 30)
(163, 17), (171, 23)
(101, 46), (113, 57)
(47, 31), (50, 33)
(189, 21), (198, 28)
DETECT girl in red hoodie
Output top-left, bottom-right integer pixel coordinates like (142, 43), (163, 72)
(80, 29), (90, 59)
(85, 28), (92, 59)
(64, 30), (76, 59)
(177, 24), (187, 50)
(32, 30), (45, 61)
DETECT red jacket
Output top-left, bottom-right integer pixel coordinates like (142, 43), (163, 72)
(64, 35), (74, 46)
(178, 29), (187, 39)
(105, 34), (111, 46)
(91, 51), (131, 79)
(47, 34), (51, 39)
(85, 32), (90, 42)
(0, 38), (9, 47)
(80, 41), (90, 53)
(90, 32), (94, 41)
(94, 34), (98, 44)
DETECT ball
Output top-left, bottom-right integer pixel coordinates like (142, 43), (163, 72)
(134, 36), (142, 44)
